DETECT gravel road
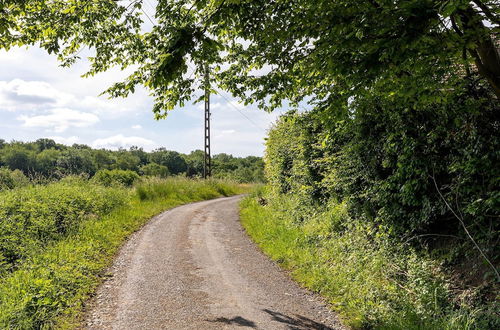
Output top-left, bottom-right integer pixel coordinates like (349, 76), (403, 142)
(84, 195), (345, 329)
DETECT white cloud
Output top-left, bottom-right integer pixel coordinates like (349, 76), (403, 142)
(0, 79), (73, 111)
(229, 100), (244, 109)
(17, 108), (99, 132)
(0, 78), (144, 115)
(92, 134), (155, 150)
(131, 124), (142, 129)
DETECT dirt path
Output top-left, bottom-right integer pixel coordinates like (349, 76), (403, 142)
(84, 196), (345, 329)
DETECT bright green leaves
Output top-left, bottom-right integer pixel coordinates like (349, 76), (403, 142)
(2, 0), (498, 115)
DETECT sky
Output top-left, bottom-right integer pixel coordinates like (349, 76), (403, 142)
(0, 45), (285, 157)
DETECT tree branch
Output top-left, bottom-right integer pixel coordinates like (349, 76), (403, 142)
(472, 0), (500, 25)
(431, 175), (499, 282)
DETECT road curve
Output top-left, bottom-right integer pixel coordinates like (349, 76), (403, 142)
(84, 195), (345, 329)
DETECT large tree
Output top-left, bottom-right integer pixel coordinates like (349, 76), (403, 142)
(1, 1), (498, 115)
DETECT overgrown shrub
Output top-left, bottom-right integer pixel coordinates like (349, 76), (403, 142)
(0, 167), (29, 191)
(92, 169), (140, 187)
(0, 179), (127, 272)
(139, 162), (170, 177)
(261, 82), (499, 328)
(266, 83), (499, 253)
(241, 193), (500, 329)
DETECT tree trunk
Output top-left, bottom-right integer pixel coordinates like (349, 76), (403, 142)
(459, 6), (500, 98)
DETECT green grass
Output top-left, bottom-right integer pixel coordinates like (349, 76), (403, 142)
(0, 177), (248, 329)
(240, 190), (498, 329)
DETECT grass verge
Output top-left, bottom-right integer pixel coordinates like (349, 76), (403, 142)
(240, 189), (498, 329)
(0, 177), (248, 329)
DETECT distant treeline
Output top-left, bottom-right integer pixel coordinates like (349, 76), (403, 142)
(0, 138), (264, 184)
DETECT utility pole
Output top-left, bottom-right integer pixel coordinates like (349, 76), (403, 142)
(203, 64), (211, 179)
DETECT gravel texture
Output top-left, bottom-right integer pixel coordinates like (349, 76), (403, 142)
(84, 196), (345, 329)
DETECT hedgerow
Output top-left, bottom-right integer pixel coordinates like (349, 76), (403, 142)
(251, 81), (499, 328)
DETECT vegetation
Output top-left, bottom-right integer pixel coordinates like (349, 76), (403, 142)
(0, 176), (246, 328)
(241, 191), (498, 329)
(1, 1), (498, 329)
(240, 82), (499, 328)
(2, 1), (497, 113)
(0, 139), (264, 184)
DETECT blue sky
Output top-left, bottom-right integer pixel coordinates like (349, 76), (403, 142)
(0, 46), (285, 156)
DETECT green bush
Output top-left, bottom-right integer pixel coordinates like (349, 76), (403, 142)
(265, 84), (499, 250)
(241, 194), (499, 329)
(0, 178), (247, 328)
(0, 180), (127, 272)
(260, 82), (499, 328)
(139, 162), (170, 177)
(92, 169), (140, 187)
(0, 167), (29, 191)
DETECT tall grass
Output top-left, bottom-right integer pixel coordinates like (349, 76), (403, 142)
(240, 189), (498, 329)
(0, 177), (246, 328)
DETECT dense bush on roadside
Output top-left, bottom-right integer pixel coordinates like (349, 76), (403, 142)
(92, 169), (140, 187)
(266, 85), (499, 245)
(256, 82), (499, 328)
(242, 191), (499, 329)
(0, 177), (246, 328)
(0, 179), (127, 273)
(0, 167), (29, 191)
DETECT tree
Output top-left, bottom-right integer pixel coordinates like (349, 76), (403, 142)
(114, 150), (141, 172)
(34, 138), (57, 152)
(1, 145), (35, 173)
(92, 149), (116, 170)
(56, 148), (96, 176)
(129, 146), (149, 166)
(3, 0), (497, 118)
(183, 150), (204, 177)
(35, 149), (61, 177)
(149, 149), (187, 175)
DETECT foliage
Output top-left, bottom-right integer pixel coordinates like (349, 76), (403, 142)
(0, 140), (264, 183)
(149, 149), (187, 174)
(2, 1), (498, 116)
(241, 192), (499, 329)
(212, 153), (265, 183)
(258, 78), (499, 328)
(92, 169), (140, 187)
(139, 162), (170, 177)
(0, 177), (245, 328)
(0, 179), (127, 273)
(0, 167), (29, 191)
(265, 82), (499, 255)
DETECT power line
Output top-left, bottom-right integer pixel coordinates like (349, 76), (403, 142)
(216, 89), (267, 132)
(185, 61), (268, 132)
(143, 0), (157, 14)
(140, 7), (156, 25)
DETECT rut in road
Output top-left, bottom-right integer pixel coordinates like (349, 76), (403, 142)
(85, 195), (345, 329)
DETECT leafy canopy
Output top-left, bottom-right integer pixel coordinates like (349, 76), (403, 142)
(1, 0), (498, 117)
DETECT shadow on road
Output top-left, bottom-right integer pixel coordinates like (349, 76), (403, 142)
(263, 309), (335, 330)
(207, 316), (257, 328)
